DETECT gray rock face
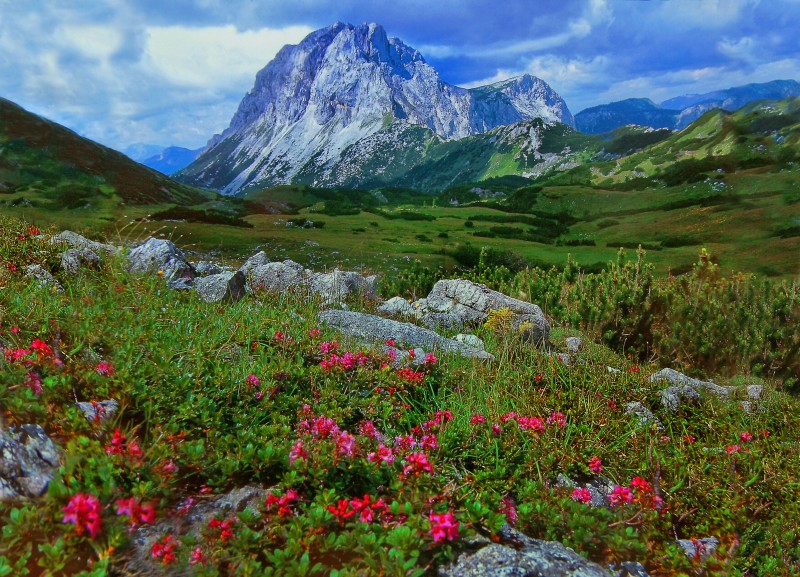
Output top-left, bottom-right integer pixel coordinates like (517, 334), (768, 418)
(625, 402), (664, 431)
(75, 400), (119, 424)
(48, 231), (118, 254)
(659, 385), (701, 412)
(650, 368), (730, 398)
(127, 238), (195, 282)
(247, 260), (307, 292)
(194, 271), (246, 303)
(239, 251), (271, 278)
(0, 424), (59, 502)
(377, 296), (416, 317)
(318, 310), (493, 359)
(456, 334), (485, 350)
(194, 261), (223, 276)
(309, 269), (378, 303)
(609, 561), (650, 577)
(24, 264), (62, 292)
(676, 537), (719, 561)
(440, 526), (611, 577)
(566, 337), (583, 355)
(556, 474), (614, 509)
(60, 248), (101, 275)
(416, 279), (549, 344)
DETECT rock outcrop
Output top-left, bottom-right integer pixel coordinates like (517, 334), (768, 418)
(127, 238), (195, 282)
(0, 424), (59, 502)
(194, 271), (246, 304)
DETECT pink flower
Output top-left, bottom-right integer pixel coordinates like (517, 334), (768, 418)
(423, 352), (438, 365)
(189, 546), (207, 566)
(403, 452), (433, 476)
(335, 431), (357, 458)
(384, 339), (396, 347)
(359, 421), (381, 440)
(95, 361), (115, 376)
(328, 499), (356, 524)
(571, 487), (593, 504)
(23, 371), (43, 395)
(245, 374), (261, 388)
(116, 497), (156, 527)
(62, 493), (103, 538)
(428, 510), (459, 543)
(308, 328), (322, 339)
(726, 444), (742, 455)
(470, 414), (485, 425)
(683, 434), (696, 444)
(498, 497), (518, 526)
(516, 416), (545, 433)
(739, 431), (753, 443)
(151, 534), (178, 564)
(289, 439), (308, 465)
(319, 341), (338, 354)
(588, 456), (603, 474)
(420, 434), (439, 451)
(394, 434), (417, 452)
(547, 411), (566, 428)
(367, 443), (395, 465)
(105, 428), (127, 455)
(491, 423), (502, 436)
(608, 485), (634, 507)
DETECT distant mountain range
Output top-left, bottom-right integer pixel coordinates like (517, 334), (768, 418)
(176, 22), (574, 195)
(575, 80), (800, 134)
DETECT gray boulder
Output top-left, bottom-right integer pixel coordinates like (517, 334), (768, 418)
(676, 537), (719, 561)
(309, 269), (378, 303)
(239, 251), (271, 278)
(556, 473), (614, 509)
(48, 231), (118, 254)
(194, 261), (223, 276)
(377, 296), (416, 317)
(24, 264), (62, 292)
(455, 334), (485, 350)
(60, 248), (101, 275)
(566, 337), (583, 355)
(659, 385), (701, 412)
(0, 424), (59, 502)
(247, 260), (307, 293)
(625, 402), (664, 431)
(609, 561), (650, 577)
(439, 525), (611, 577)
(127, 238), (195, 282)
(416, 279), (549, 344)
(194, 271), (246, 304)
(650, 368), (730, 398)
(75, 400), (119, 424)
(318, 310), (493, 360)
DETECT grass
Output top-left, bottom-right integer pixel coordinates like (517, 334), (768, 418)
(0, 216), (798, 576)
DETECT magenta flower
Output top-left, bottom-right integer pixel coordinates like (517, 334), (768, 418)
(403, 452), (433, 476)
(62, 493), (103, 538)
(245, 374), (261, 388)
(289, 439), (308, 465)
(423, 352), (438, 365)
(428, 510), (459, 543)
(571, 487), (593, 504)
(739, 431), (753, 443)
(189, 546), (207, 566)
(498, 496), (518, 525)
(470, 414), (485, 425)
(726, 444), (742, 455)
(588, 456), (603, 474)
(608, 485), (634, 507)
(95, 361), (115, 376)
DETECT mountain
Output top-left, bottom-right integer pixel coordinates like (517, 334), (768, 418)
(575, 80), (800, 134)
(122, 143), (165, 162)
(141, 146), (203, 175)
(0, 97), (214, 207)
(575, 98), (680, 134)
(177, 22), (573, 195)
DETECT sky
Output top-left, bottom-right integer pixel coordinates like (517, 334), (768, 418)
(2, 0), (799, 153)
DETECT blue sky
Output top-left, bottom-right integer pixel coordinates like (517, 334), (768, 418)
(2, 0), (799, 152)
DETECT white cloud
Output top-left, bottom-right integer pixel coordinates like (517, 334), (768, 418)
(58, 25), (124, 61)
(717, 36), (758, 63)
(143, 24), (313, 88)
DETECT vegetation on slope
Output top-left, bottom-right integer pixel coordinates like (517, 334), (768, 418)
(0, 217), (798, 576)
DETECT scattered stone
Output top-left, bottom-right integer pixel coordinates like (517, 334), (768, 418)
(194, 271), (246, 304)
(239, 251), (270, 278)
(247, 260), (306, 293)
(0, 424), (59, 502)
(609, 561), (651, 577)
(747, 385), (763, 401)
(650, 368), (730, 398)
(60, 248), (101, 275)
(194, 261), (223, 276)
(167, 277), (194, 291)
(659, 385), (701, 412)
(607, 367), (622, 374)
(439, 525), (612, 577)
(48, 231), (118, 254)
(377, 296), (416, 317)
(415, 279), (550, 344)
(24, 264), (62, 292)
(676, 537), (719, 561)
(625, 402), (664, 431)
(127, 238), (195, 282)
(553, 352), (572, 365)
(75, 400), (119, 424)
(556, 474), (614, 508)
(309, 269), (378, 302)
(455, 334), (485, 350)
(318, 310), (493, 360)
(566, 337), (583, 354)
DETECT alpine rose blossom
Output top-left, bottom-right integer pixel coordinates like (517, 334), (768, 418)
(428, 510), (459, 543)
(62, 493), (103, 538)
(588, 456), (603, 474)
(571, 487), (593, 504)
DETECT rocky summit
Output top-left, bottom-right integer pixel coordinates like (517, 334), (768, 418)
(177, 22), (573, 195)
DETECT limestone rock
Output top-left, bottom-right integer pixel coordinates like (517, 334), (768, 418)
(676, 537), (719, 561)
(650, 368), (730, 398)
(455, 334), (485, 350)
(625, 402), (664, 430)
(49, 230), (118, 254)
(566, 337), (583, 354)
(318, 310), (493, 359)
(194, 271), (246, 303)
(194, 261), (223, 276)
(659, 385), (701, 412)
(377, 296), (416, 317)
(0, 424), (59, 502)
(309, 269), (378, 303)
(439, 525), (612, 577)
(239, 251), (270, 278)
(24, 264), (62, 292)
(127, 238), (195, 282)
(60, 248), (101, 275)
(75, 400), (120, 424)
(247, 260), (307, 293)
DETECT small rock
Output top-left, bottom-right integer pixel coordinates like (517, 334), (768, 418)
(676, 537), (719, 561)
(309, 268), (378, 302)
(247, 260), (307, 293)
(194, 271), (246, 303)
(650, 368), (730, 398)
(659, 385), (701, 412)
(167, 277), (194, 291)
(127, 238), (195, 281)
(609, 561), (651, 577)
(60, 248), (101, 275)
(455, 334), (485, 349)
(565, 337), (583, 354)
(607, 366), (622, 374)
(24, 264), (62, 292)
(625, 402), (664, 431)
(747, 385), (763, 401)
(553, 352), (572, 365)
(239, 251), (270, 278)
(49, 231), (118, 254)
(556, 474), (613, 508)
(377, 296), (415, 317)
(0, 424), (59, 502)
(194, 261), (223, 276)
(75, 400), (119, 424)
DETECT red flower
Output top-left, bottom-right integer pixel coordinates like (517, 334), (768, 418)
(367, 443), (395, 465)
(726, 444), (742, 455)
(62, 493), (103, 538)
(289, 439), (308, 465)
(30, 339), (53, 357)
(95, 361), (115, 376)
(588, 456), (603, 474)
(683, 434), (696, 444)
(116, 497), (156, 527)
(571, 487), (593, 504)
(470, 414), (485, 425)
(498, 496), (518, 526)
(739, 431), (753, 443)
(105, 429), (127, 455)
(24, 371), (43, 395)
(403, 452), (433, 476)
(328, 499), (356, 524)
(423, 352), (438, 365)
(608, 485), (634, 507)
(428, 510), (459, 543)
(189, 546), (207, 566)
(547, 411), (566, 428)
(151, 534), (178, 564)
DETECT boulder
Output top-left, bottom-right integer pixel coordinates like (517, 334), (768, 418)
(48, 231), (118, 254)
(650, 368), (730, 398)
(455, 334), (485, 350)
(556, 474), (614, 509)
(609, 561), (651, 577)
(127, 238), (195, 282)
(75, 400), (119, 424)
(659, 385), (701, 412)
(309, 269), (378, 303)
(676, 537), (719, 561)
(247, 260), (307, 293)
(194, 261), (223, 276)
(625, 402), (664, 431)
(0, 424), (59, 502)
(194, 271), (246, 304)
(377, 296), (416, 317)
(415, 279), (549, 344)
(60, 248), (101, 275)
(239, 251), (270, 278)
(318, 310), (493, 360)
(24, 264), (62, 292)
(439, 525), (612, 577)
(566, 337), (583, 355)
